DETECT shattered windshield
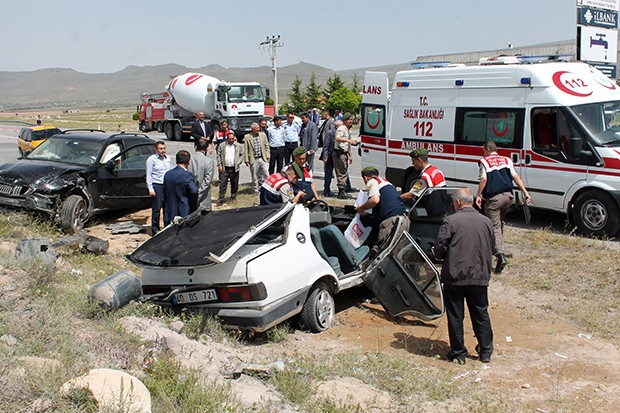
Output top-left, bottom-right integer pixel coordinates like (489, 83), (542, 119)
(29, 137), (103, 165)
(570, 101), (620, 145)
(128, 204), (287, 267)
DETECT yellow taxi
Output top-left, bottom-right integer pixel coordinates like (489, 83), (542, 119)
(18, 124), (62, 159)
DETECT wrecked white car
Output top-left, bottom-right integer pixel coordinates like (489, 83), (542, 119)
(130, 197), (447, 333)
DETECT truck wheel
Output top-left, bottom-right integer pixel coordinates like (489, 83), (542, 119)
(173, 123), (183, 141)
(164, 123), (174, 140)
(60, 195), (89, 234)
(157, 122), (164, 133)
(571, 190), (620, 237)
(300, 282), (334, 333)
(140, 121), (148, 132)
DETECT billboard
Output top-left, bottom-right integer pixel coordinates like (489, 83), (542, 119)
(578, 0), (620, 11)
(578, 26), (618, 63)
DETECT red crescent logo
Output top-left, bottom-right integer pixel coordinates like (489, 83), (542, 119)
(492, 119), (508, 137)
(170, 78), (178, 89)
(590, 67), (617, 90)
(185, 74), (203, 86)
(552, 71), (593, 97)
(365, 112), (381, 130)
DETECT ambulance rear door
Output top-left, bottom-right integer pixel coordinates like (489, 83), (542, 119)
(360, 72), (390, 174)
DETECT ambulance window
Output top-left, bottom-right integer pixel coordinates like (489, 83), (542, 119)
(532, 109), (559, 149)
(455, 108), (523, 148)
(360, 104), (385, 137)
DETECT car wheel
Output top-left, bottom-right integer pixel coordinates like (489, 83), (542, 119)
(173, 123), (183, 141)
(164, 122), (174, 141)
(300, 282), (335, 333)
(571, 190), (620, 237)
(60, 195), (89, 234)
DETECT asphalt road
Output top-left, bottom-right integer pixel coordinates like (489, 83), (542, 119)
(0, 128), (366, 197)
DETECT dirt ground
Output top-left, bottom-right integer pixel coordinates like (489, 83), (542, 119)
(87, 208), (620, 412)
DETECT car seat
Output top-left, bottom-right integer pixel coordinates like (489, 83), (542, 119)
(318, 224), (370, 274)
(535, 114), (555, 147)
(310, 227), (342, 275)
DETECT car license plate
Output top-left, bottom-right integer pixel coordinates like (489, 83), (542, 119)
(172, 289), (217, 304)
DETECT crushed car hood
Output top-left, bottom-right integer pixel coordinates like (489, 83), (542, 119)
(0, 160), (85, 185)
(128, 203), (290, 268)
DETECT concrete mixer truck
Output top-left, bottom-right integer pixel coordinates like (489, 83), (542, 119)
(137, 73), (265, 141)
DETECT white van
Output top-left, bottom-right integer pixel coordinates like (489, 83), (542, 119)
(360, 60), (620, 237)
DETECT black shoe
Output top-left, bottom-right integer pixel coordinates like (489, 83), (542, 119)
(346, 187), (357, 193)
(323, 192), (334, 197)
(337, 190), (351, 199)
(475, 345), (492, 363)
(494, 254), (507, 274)
(447, 351), (466, 365)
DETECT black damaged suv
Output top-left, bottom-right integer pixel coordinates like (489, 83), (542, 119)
(0, 130), (156, 233)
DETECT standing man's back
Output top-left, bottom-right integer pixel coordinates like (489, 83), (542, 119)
(434, 188), (496, 365)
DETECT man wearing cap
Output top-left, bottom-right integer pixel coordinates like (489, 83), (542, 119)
(355, 166), (409, 247)
(287, 146), (319, 202)
(216, 131), (245, 204)
(334, 113), (358, 199)
(260, 166), (306, 205)
(267, 116), (286, 174)
(211, 118), (233, 154)
(401, 148), (446, 201)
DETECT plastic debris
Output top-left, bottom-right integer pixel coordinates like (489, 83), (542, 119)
(506, 336), (513, 343)
(554, 352), (567, 359)
(578, 333), (592, 339)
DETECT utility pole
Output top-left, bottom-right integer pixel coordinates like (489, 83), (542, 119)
(260, 35), (283, 114)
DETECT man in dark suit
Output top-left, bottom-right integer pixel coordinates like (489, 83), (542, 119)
(188, 138), (215, 211)
(190, 112), (211, 143)
(163, 150), (198, 227)
(299, 112), (319, 170)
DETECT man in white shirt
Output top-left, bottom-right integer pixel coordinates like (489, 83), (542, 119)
(216, 131), (245, 204)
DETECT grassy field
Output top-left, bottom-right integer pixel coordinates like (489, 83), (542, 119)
(0, 107), (139, 132)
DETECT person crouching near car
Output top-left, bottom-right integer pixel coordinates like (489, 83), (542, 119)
(355, 166), (410, 248)
(285, 146), (319, 203)
(433, 187), (496, 365)
(260, 166), (306, 205)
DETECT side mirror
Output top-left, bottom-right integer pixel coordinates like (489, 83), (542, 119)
(568, 137), (582, 158)
(265, 88), (271, 99)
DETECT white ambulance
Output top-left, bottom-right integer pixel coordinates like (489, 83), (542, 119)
(360, 59), (620, 237)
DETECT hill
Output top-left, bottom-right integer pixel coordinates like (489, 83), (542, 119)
(0, 62), (412, 111)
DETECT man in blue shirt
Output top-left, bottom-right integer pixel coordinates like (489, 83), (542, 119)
(267, 116), (286, 174)
(282, 112), (300, 164)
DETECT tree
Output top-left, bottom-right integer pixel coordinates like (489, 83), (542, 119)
(325, 74), (345, 98)
(351, 73), (362, 96)
(304, 73), (323, 111)
(282, 76), (305, 114)
(327, 88), (362, 115)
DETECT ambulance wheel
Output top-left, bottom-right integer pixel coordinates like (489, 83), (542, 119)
(300, 282), (334, 333)
(572, 190), (620, 237)
(164, 123), (174, 140)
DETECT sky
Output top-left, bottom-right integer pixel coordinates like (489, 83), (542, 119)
(1, 0), (576, 74)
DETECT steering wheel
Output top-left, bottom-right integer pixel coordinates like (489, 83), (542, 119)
(307, 199), (330, 213)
